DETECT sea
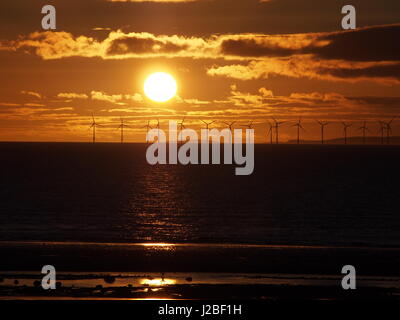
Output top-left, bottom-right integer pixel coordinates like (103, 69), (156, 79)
(0, 142), (399, 248)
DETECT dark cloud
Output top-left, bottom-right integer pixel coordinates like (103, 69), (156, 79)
(314, 24), (400, 62)
(348, 96), (400, 108)
(107, 36), (188, 55)
(318, 63), (400, 81)
(220, 24), (400, 63)
(221, 38), (298, 57)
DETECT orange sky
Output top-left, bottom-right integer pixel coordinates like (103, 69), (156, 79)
(0, 0), (399, 142)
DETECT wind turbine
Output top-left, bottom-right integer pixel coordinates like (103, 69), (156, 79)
(222, 121), (236, 131)
(89, 114), (103, 143)
(377, 121), (386, 145)
(267, 121), (274, 144)
(382, 117), (396, 144)
(222, 120), (236, 143)
(272, 118), (286, 144)
(178, 117), (186, 142)
(341, 122), (353, 145)
(142, 120), (153, 143)
(201, 120), (215, 142)
(241, 120), (254, 130)
(117, 117), (133, 144)
(292, 118), (305, 144)
(155, 119), (161, 138)
(316, 120), (330, 145)
(357, 121), (370, 144)
(201, 120), (215, 130)
(178, 118), (186, 131)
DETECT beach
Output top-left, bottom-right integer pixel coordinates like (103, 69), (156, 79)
(0, 241), (399, 300)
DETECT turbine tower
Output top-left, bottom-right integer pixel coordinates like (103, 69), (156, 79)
(316, 120), (330, 145)
(117, 117), (132, 144)
(267, 121), (274, 144)
(89, 114), (103, 143)
(156, 119), (161, 138)
(377, 121), (386, 145)
(357, 121), (370, 144)
(178, 118), (186, 143)
(341, 122), (353, 145)
(292, 118), (305, 144)
(142, 120), (153, 143)
(383, 117), (396, 144)
(222, 120), (236, 143)
(272, 118), (286, 144)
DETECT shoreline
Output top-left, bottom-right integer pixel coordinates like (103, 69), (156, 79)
(1, 241), (399, 276)
(2, 240), (400, 249)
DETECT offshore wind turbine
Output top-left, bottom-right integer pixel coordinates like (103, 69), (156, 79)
(178, 117), (186, 143)
(222, 120), (236, 143)
(201, 120), (215, 130)
(292, 118), (305, 144)
(222, 121), (236, 131)
(201, 120), (215, 142)
(267, 121), (274, 144)
(142, 120), (153, 143)
(382, 117), (396, 144)
(241, 120), (254, 130)
(89, 114), (103, 143)
(117, 117), (132, 144)
(272, 117), (286, 144)
(316, 120), (330, 145)
(155, 119), (161, 138)
(357, 121), (370, 144)
(341, 122), (353, 145)
(377, 121), (386, 145)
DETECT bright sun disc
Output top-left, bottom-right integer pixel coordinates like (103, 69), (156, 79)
(144, 72), (177, 103)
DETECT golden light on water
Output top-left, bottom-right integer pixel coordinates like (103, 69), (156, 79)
(140, 243), (175, 251)
(140, 243), (174, 247)
(140, 278), (176, 286)
(144, 72), (177, 103)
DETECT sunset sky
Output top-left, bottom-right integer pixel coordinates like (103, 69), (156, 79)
(0, 0), (399, 142)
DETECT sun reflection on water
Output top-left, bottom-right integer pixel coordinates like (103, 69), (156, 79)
(140, 243), (174, 247)
(140, 278), (176, 286)
(140, 243), (176, 251)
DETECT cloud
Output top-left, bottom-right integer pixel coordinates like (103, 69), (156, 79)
(219, 24), (400, 62)
(9, 31), (213, 60)
(207, 57), (400, 84)
(9, 24), (399, 62)
(24, 103), (46, 107)
(92, 27), (112, 31)
(21, 90), (42, 99)
(56, 91), (143, 104)
(4, 24), (400, 84)
(91, 91), (144, 104)
(314, 24), (400, 62)
(57, 93), (89, 99)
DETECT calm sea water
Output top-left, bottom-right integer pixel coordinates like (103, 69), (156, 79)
(0, 142), (399, 247)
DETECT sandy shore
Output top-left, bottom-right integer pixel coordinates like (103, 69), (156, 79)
(1, 241), (399, 274)
(1, 241), (399, 299)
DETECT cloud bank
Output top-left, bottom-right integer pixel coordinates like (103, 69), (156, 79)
(3, 24), (400, 83)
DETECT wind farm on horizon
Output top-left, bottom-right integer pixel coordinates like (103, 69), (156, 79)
(83, 115), (400, 145)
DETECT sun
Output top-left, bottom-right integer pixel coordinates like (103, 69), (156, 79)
(144, 72), (177, 103)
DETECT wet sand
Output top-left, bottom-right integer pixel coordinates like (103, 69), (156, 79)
(0, 241), (399, 300)
(1, 241), (399, 275)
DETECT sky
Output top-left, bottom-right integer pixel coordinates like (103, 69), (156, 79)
(0, 0), (399, 142)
